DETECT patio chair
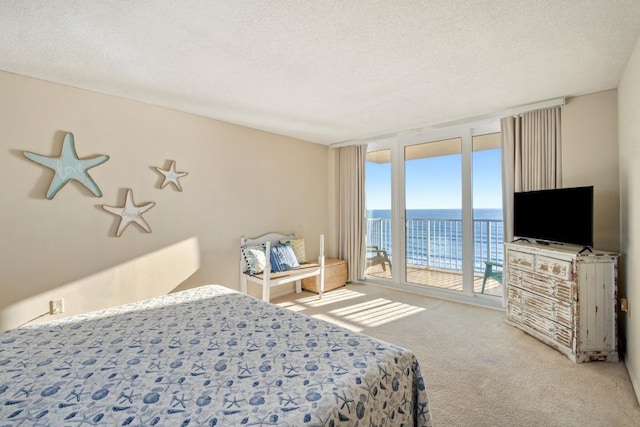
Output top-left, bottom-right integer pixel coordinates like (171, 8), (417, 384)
(366, 245), (392, 272)
(481, 261), (502, 293)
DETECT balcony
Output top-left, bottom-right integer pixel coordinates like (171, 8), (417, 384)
(366, 217), (504, 297)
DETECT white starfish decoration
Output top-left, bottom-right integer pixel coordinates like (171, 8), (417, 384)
(23, 132), (110, 199)
(102, 189), (156, 237)
(155, 160), (188, 191)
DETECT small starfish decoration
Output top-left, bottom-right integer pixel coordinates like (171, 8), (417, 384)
(23, 132), (110, 199)
(102, 189), (156, 237)
(155, 160), (188, 191)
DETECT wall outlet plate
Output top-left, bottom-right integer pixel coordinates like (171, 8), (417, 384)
(49, 298), (64, 315)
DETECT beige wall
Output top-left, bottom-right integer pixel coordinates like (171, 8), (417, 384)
(619, 36), (640, 403)
(562, 90), (620, 252)
(0, 71), (329, 330)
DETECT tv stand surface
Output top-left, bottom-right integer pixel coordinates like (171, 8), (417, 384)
(510, 239), (602, 256)
(504, 241), (619, 363)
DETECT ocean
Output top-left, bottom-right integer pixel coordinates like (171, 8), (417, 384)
(367, 208), (503, 221)
(366, 209), (504, 272)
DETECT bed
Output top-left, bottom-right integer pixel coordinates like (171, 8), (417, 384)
(0, 285), (432, 426)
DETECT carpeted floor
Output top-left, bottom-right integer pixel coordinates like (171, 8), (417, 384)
(272, 282), (640, 426)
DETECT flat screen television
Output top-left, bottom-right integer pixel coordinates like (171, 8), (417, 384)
(513, 186), (594, 248)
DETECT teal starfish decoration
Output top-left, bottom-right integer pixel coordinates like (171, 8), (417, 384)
(23, 132), (110, 199)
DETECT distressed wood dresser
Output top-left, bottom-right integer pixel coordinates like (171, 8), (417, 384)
(504, 241), (619, 362)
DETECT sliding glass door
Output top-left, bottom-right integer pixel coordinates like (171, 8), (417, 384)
(405, 138), (463, 292)
(364, 125), (503, 306)
(365, 149), (392, 279)
(472, 133), (503, 298)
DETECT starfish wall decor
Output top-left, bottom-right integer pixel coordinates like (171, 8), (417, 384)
(23, 132), (110, 199)
(155, 160), (188, 191)
(102, 189), (156, 237)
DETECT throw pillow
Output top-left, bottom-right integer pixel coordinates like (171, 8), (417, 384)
(270, 242), (300, 272)
(279, 237), (306, 263)
(241, 244), (267, 275)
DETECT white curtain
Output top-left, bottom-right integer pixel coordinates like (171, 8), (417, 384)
(337, 144), (367, 282)
(501, 116), (517, 244)
(501, 107), (562, 242)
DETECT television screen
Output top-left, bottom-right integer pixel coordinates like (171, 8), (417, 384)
(513, 186), (593, 247)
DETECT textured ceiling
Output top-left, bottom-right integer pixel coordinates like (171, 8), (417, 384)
(1, 1), (640, 145)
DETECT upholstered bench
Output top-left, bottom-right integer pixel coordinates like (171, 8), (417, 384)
(302, 258), (347, 293)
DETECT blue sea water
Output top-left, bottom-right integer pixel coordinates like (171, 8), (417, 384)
(366, 209), (504, 271)
(367, 208), (503, 221)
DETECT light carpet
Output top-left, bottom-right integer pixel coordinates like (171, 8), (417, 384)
(273, 282), (639, 426)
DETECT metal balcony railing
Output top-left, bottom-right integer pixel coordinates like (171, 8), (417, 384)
(367, 217), (503, 273)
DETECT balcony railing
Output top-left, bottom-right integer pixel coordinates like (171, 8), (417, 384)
(367, 217), (503, 273)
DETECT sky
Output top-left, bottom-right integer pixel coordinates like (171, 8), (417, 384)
(366, 148), (502, 210)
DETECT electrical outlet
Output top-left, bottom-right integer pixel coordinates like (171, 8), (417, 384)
(49, 298), (64, 315)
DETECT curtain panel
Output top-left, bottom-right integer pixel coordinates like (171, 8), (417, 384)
(337, 145), (367, 281)
(501, 107), (562, 242)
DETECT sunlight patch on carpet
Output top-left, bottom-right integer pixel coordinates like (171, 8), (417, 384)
(276, 301), (307, 312)
(311, 313), (363, 333)
(329, 298), (425, 327)
(293, 288), (365, 307)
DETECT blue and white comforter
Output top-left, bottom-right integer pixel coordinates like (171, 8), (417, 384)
(0, 285), (432, 426)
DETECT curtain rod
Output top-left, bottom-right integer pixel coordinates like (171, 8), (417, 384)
(330, 97), (566, 149)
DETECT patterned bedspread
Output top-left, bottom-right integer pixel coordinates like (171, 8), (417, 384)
(0, 285), (432, 426)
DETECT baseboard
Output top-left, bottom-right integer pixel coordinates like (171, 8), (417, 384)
(626, 360), (640, 405)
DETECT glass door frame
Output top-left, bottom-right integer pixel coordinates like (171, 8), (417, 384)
(364, 121), (504, 309)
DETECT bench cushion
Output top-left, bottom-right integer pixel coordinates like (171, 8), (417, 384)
(270, 242), (300, 272)
(279, 237), (306, 263)
(241, 244), (267, 274)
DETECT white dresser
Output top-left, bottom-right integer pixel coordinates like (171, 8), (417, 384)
(504, 241), (619, 362)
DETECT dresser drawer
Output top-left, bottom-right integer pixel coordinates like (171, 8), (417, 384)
(535, 255), (572, 281)
(506, 300), (574, 350)
(507, 250), (534, 271)
(507, 286), (573, 328)
(508, 269), (575, 302)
